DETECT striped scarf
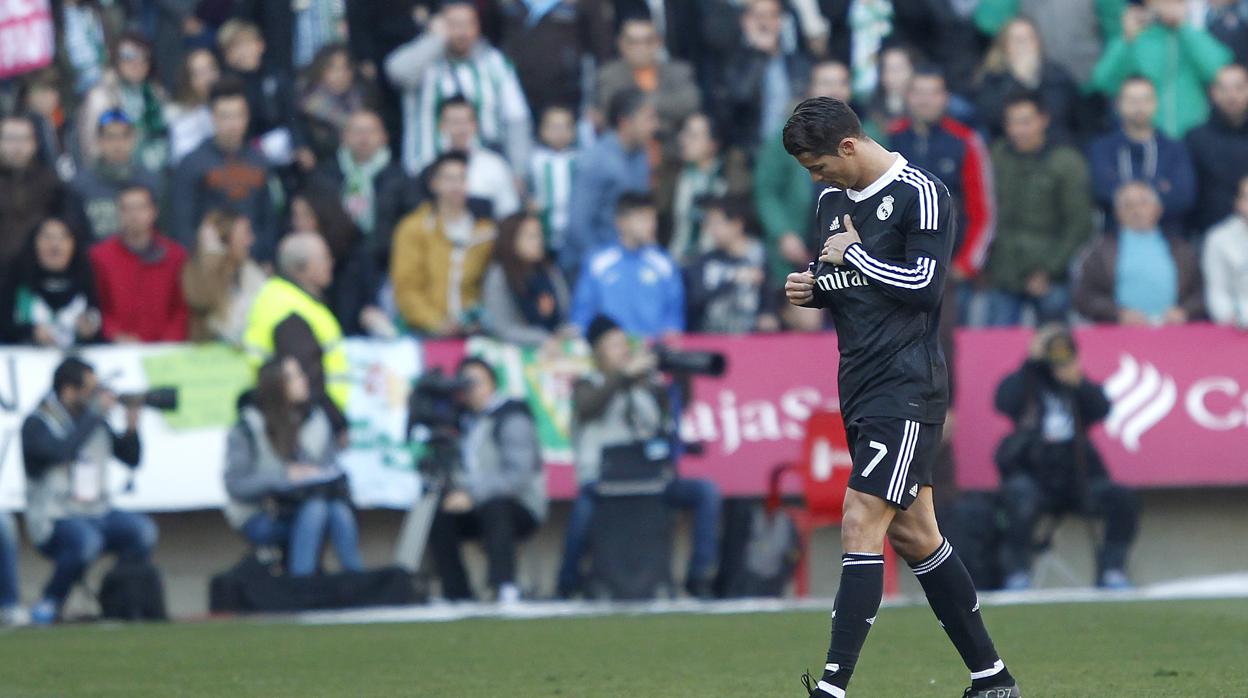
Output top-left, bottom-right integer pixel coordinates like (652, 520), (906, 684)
(849, 0), (894, 100)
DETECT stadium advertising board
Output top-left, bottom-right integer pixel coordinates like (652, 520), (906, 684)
(1, 325), (1243, 512)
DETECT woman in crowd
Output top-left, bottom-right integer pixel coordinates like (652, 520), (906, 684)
(181, 209), (267, 345)
(299, 43), (374, 165)
(224, 356), (364, 577)
(0, 218), (101, 348)
(973, 16), (1083, 143)
(481, 213), (574, 350)
(77, 32), (170, 171)
(166, 48), (221, 165)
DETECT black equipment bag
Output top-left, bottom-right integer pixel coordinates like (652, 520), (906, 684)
(588, 492), (674, 600)
(717, 499), (800, 598)
(209, 555), (423, 613)
(99, 560), (168, 621)
(586, 438), (677, 600)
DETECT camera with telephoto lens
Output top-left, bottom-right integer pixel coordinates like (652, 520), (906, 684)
(653, 344), (727, 377)
(117, 386), (179, 411)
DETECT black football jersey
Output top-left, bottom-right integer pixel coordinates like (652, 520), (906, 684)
(809, 154), (954, 425)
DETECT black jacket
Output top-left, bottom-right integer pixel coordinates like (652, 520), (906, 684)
(1185, 110), (1248, 232)
(993, 359), (1111, 480)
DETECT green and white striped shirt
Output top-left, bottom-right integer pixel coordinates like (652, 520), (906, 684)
(528, 146), (577, 248)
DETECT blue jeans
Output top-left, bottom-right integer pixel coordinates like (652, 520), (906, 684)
(984, 284), (1071, 327)
(37, 510), (158, 605)
(0, 513), (19, 608)
(557, 478), (721, 594)
(242, 497), (363, 577)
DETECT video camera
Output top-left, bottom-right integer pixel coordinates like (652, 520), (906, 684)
(405, 368), (471, 480)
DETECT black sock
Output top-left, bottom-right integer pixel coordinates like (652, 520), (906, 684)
(819, 553), (884, 695)
(911, 539), (1013, 689)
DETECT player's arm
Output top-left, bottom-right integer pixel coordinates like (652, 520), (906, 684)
(840, 186), (952, 312)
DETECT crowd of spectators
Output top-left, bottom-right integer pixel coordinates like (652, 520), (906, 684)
(3, 0), (1248, 619)
(4, 0), (1248, 358)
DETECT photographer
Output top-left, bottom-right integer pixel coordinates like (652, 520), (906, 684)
(20, 357), (158, 625)
(993, 325), (1138, 591)
(223, 357), (363, 577)
(426, 358), (546, 603)
(556, 315), (721, 599)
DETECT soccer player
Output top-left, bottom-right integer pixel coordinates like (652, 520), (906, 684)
(783, 98), (1021, 698)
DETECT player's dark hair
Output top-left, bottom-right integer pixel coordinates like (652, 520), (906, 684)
(457, 356), (498, 388)
(607, 87), (651, 129)
(783, 97), (863, 158)
(209, 76), (248, 108)
(53, 357), (95, 395)
(614, 190), (655, 217)
(438, 93), (476, 118)
(1003, 90), (1046, 115)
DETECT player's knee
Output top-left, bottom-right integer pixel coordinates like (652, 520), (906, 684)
(839, 502), (887, 553)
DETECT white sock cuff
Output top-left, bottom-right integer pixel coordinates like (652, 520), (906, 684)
(816, 680), (846, 697)
(970, 659), (1005, 681)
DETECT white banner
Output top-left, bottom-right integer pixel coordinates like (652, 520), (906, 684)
(0, 340), (425, 513)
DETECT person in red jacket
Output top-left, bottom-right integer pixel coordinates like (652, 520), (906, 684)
(889, 69), (995, 285)
(89, 184), (190, 342)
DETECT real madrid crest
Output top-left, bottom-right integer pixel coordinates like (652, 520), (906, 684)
(877, 195), (894, 221)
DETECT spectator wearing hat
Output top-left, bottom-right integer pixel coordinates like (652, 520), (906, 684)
(77, 32), (171, 172)
(72, 110), (163, 242)
(571, 192), (684, 340)
(89, 184), (189, 343)
(556, 314), (721, 599)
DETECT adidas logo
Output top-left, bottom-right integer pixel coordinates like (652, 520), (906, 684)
(908, 484), (918, 497)
(828, 217), (841, 232)
(865, 616), (876, 625)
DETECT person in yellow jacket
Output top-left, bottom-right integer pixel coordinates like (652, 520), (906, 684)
(391, 152), (496, 336)
(242, 232), (350, 409)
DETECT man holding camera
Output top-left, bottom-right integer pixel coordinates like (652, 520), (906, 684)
(993, 325), (1139, 590)
(426, 358), (547, 603)
(20, 357), (158, 624)
(555, 315), (721, 599)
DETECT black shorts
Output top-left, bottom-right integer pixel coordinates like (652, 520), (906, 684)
(845, 417), (942, 510)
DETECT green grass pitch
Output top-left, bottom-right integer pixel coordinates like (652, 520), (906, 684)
(0, 598), (1245, 696)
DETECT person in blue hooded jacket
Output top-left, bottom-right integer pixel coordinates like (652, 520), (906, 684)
(571, 191), (684, 340)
